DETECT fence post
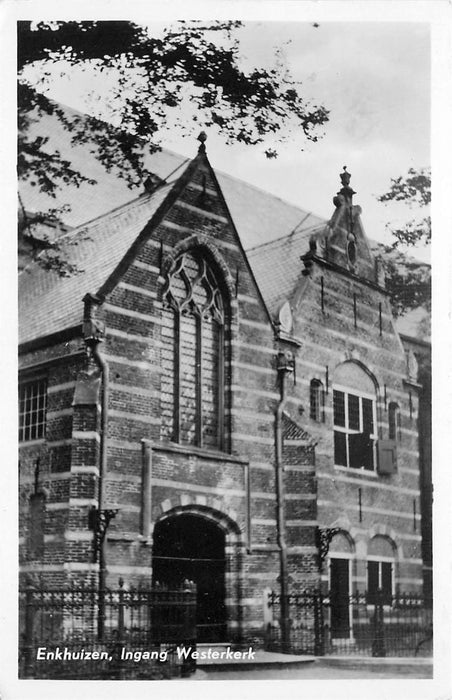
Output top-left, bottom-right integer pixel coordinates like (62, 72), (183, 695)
(23, 583), (36, 678)
(314, 589), (325, 656)
(371, 589), (386, 657)
(116, 578), (126, 679)
(263, 588), (273, 650)
(181, 582), (197, 678)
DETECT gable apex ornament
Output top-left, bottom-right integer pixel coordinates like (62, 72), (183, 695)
(334, 165), (356, 207)
(197, 131), (207, 153)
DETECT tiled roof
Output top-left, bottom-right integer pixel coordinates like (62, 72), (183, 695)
(20, 104), (322, 251)
(19, 103), (429, 345)
(247, 221), (326, 317)
(19, 183), (176, 344)
(282, 412), (315, 443)
(19, 104), (327, 345)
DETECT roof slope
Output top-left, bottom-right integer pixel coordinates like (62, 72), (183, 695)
(19, 103), (430, 345)
(20, 104), (321, 251)
(247, 222), (325, 317)
(19, 183), (176, 344)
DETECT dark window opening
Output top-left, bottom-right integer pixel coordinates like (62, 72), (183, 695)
(333, 389), (376, 470)
(367, 560), (393, 605)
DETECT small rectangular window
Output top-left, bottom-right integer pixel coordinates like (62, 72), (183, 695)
(19, 378), (47, 442)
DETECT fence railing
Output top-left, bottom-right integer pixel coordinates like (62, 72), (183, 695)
(265, 590), (433, 658)
(19, 580), (197, 679)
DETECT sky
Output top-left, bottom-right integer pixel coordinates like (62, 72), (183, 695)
(22, 20), (431, 262)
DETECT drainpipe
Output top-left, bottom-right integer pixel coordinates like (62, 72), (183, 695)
(83, 294), (109, 641)
(275, 350), (294, 652)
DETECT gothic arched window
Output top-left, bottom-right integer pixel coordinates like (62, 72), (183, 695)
(160, 250), (226, 450)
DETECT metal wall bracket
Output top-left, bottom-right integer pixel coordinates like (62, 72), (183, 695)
(89, 507), (119, 563)
(317, 526), (342, 564)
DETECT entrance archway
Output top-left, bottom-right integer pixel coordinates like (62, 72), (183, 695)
(152, 513), (227, 642)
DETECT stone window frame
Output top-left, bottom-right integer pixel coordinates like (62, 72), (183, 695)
(19, 375), (47, 443)
(161, 248), (228, 451)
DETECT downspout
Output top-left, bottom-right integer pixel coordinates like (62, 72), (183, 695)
(275, 350), (294, 652)
(83, 294), (109, 641)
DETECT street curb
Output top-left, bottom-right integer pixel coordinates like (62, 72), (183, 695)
(197, 658), (315, 672)
(317, 655), (433, 674)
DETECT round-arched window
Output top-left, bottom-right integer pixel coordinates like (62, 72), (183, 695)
(333, 361), (378, 471)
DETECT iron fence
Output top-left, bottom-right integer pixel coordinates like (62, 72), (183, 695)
(266, 590), (433, 658)
(19, 579), (197, 679)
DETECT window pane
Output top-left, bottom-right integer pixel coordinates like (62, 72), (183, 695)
(348, 394), (360, 431)
(334, 431), (347, 466)
(381, 562), (393, 602)
(161, 308), (176, 440)
(362, 397), (374, 435)
(179, 313), (197, 444)
(19, 380), (47, 442)
(310, 380), (322, 421)
(202, 316), (220, 448)
(349, 432), (363, 469)
(333, 391), (345, 427)
(367, 560), (379, 602)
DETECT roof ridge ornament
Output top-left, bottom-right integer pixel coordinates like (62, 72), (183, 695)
(197, 131), (207, 154)
(337, 165), (356, 204)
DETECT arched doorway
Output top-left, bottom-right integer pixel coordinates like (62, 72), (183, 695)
(152, 513), (227, 642)
(329, 531), (355, 640)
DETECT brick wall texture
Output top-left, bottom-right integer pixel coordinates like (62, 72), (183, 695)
(19, 156), (425, 645)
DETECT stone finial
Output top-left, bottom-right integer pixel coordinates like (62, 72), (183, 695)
(197, 131), (207, 153)
(337, 165), (356, 204)
(340, 165), (351, 187)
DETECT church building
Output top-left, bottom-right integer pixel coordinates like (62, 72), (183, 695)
(19, 122), (426, 647)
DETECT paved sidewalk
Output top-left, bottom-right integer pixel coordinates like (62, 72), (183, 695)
(191, 656), (433, 680)
(188, 647), (433, 680)
(196, 647), (314, 669)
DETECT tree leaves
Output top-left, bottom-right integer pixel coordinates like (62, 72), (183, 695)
(377, 167), (431, 247)
(18, 20), (329, 275)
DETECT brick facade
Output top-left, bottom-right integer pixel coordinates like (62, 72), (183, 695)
(19, 148), (426, 646)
